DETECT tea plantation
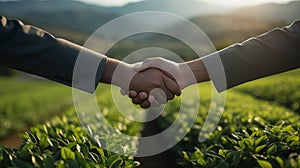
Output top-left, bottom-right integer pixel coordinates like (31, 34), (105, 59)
(0, 78), (73, 138)
(0, 69), (299, 167)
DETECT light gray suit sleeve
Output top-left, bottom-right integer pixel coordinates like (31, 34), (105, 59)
(0, 16), (107, 93)
(202, 20), (300, 92)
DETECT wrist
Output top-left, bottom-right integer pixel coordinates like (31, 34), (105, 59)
(188, 59), (209, 83)
(177, 63), (190, 89)
(114, 63), (137, 89)
(101, 58), (120, 84)
(102, 59), (136, 89)
(179, 59), (209, 88)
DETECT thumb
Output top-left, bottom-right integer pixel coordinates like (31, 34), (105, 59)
(136, 61), (151, 72)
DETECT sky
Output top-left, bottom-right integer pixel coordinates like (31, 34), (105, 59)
(78, 0), (295, 7)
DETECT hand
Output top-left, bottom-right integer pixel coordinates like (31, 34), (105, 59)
(129, 68), (181, 108)
(121, 57), (209, 105)
(121, 57), (189, 105)
(100, 57), (185, 108)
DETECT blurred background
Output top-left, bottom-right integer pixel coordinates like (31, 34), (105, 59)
(0, 0), (299, 150)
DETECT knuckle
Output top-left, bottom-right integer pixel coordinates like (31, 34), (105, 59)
(140, 102), (150, 108)
(167, 92), (175, 100)
(132, 98), (141, 104)
(168, 94), (175, 100)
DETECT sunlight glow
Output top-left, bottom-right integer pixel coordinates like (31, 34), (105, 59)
(77, 0), (295, 7)
(76, 0), (144, 7)
(200, 0), (295, 7)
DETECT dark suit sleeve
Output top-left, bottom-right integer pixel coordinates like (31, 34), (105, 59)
(202, 20), (300, 92)
(0, 16), (107, 93)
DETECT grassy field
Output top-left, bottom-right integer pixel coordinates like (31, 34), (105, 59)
(0, 77), (73, 139)
(0, 69), (299, 167)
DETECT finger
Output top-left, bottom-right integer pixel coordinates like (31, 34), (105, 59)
(140, 100), (151, 109)
(129, 90), (138, 98)
(164, 89), (175, 100)
(163, 76), (181, 96)
(138, 92), (148, 100)
(151, 100), (161, 107)
(120, 89), (127, 96)
(150, 89), (167, 104)
(160, 84), (175, 101)
(132, 95), (146, 105)
(148, 94), (163, 106)
(148, 95), (155, 104)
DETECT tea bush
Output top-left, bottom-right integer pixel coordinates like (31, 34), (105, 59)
(159, 85), (300, 168)
(235, 69), (300, 113)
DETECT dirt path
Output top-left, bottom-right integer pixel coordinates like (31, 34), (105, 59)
(0, 106), (69, 149)
(0, 132), (22, 148)
(135, 109), (180, 168)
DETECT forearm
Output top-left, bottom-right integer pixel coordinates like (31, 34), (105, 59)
(202, 20), (300, 92)
(185, 58), (210, 83)
(177, 58), (209, 89)
(0, 16), (108, 93)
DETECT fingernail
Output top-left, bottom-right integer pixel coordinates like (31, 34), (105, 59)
(120, 89), (127, 95)
(148, 95), (155, 103)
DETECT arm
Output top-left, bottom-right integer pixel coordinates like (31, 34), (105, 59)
(134, 20), (300, 93)
(0, 16), (180, 107)
(0, 16), (107, 93)
(202, 19), (300, 91)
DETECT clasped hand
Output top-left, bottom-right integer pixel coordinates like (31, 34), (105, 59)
(121, 57), (193, 108)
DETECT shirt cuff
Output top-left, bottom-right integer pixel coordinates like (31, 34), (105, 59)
(201, 52), (227, 92)
(94, 57), (107, 91)
(71, 48), (108, 94)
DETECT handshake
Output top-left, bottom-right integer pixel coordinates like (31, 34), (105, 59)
(102, 57), (209, 108)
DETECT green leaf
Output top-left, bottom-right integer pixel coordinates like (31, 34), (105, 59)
(219, 149), (229, 158)
(65, 159), (79, 168)
(182, 151), (189, 160)
(242, 130), (250, 137)
(75, 152), (85, 165)
(255, 136), (267, 146)
(89, 152), (100, 163)
(49, 139), (59, 152)
(39, 135), (50, 148)
(107, 154), (122, 168)
(110, 158), (123, 168)
(255, 145), (267, 153)
(132, 161), (140, 167)
(79, 144), (89, 157)
(32, 154), (44, 167)
(12, 159), (34, 168)
(238, 141), (245, 149)
(61, 147), (75, 160)
(286, 136), (299, 144)
(257, 160), (273, 168)
(274, 156), (283, 168)
(197, 157), (207, 167)
(21, 142), (34, 153)
(216, 160), (229, 168)
(26, 132), (38, 143)
(55, 160), (65, 168)
(267, 144), (277, 155)
(243, 138), (254, 150)
(44, 156), (55, 168)
(230, 151), (242, 167)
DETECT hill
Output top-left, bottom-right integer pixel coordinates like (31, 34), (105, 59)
(231, 0), (300, 23)
(115, 0), (231, 17)
(1, 0), (299, 35)
(0, 0), (230, 19)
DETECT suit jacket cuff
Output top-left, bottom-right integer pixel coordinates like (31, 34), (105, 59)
(201, 51), (227, 92)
